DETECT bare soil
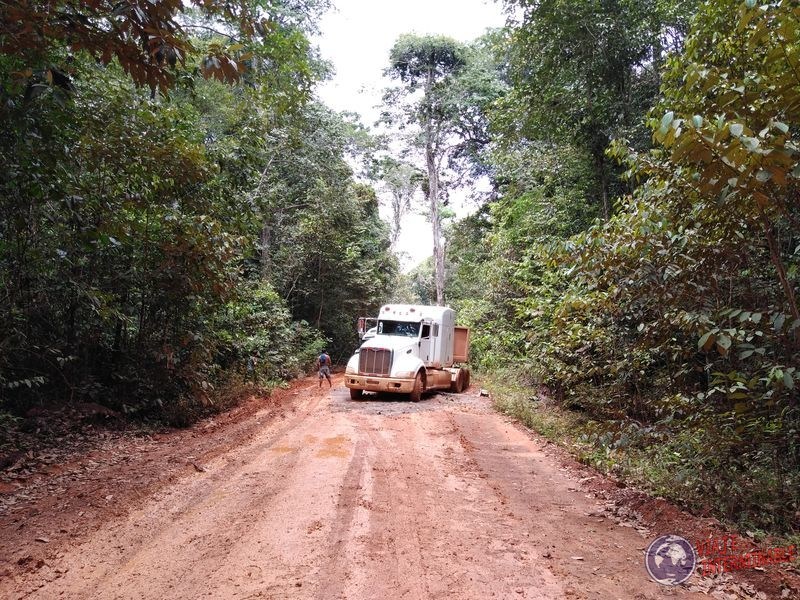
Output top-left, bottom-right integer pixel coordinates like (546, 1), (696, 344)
(1, 375), (797, 599)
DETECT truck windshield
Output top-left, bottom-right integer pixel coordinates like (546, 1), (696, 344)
(377, 320), (420, 338)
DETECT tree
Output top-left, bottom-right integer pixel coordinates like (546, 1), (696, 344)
(383, 33), (505, 304)
(0, 0), (324, 101)
(371, 157), (422, 248)
(498, 0), (696, 218)
(247, 102), (397, 358)
(442, 0), (800, 533)
(0, 1), (396, 421)
(383, 34), (466, 305)
(648, 0), (800, 324)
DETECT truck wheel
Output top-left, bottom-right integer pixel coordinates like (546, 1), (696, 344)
(349, 388), (363, 400)
(409, 372), (424, 402)
(449, 369), (464, 393)
(463, 368), (471, 391)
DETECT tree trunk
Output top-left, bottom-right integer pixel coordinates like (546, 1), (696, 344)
(428, 151), (445, 306)
(260, 221), (272, 278)
(759, 207), (800, 340)
(596, 153), (610, 221)
(390, 191), (403, 248)
(424, 68), (445, 306)
(316, 247), (324, 329)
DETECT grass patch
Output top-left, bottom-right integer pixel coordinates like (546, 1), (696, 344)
(488, 372), (587, 444)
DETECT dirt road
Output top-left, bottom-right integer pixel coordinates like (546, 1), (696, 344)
(0, 376), (773, 599)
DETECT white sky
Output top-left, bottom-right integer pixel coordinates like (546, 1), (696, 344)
(313, 0), (506, 271)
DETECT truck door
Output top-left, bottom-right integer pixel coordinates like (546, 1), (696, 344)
(419, 322), (431, 364)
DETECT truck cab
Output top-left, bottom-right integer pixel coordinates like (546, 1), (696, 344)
(345, 304), (470, 401)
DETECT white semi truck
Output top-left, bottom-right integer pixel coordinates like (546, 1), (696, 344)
(345, 304), (470, 401)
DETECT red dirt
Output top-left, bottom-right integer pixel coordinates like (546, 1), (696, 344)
(0, 375), (797, 599)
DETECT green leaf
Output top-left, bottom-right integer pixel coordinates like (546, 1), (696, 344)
(744, 0), (756, 8)
(730, 123), (744, 137)
(659, 111), (675, 134)
(698, 331), (715, 351)
(784, 372), (795, 390)
(716, 334), (732, 354)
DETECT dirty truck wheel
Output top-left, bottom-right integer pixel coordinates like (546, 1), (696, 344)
(349, 388), (363, 400)
(409, 372), (423, 402)
(463, 368), (471, 391)
(450, 369), (465, 393)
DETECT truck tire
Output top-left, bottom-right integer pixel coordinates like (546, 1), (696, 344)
(349, 388), (363, 400)
(409, 371), (424, 402)
(463, 368), (471, 391)
(449, 369), (465, 393)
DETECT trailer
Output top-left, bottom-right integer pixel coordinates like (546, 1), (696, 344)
(345, 304), (470, 401)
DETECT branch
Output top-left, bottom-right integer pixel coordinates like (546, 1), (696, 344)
(182, 24), (241, 44)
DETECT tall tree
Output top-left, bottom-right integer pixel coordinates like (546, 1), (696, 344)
(384, 34), (466, 305)
(383, 33), (504, 304)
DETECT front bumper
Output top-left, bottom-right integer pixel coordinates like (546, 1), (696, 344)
(344, 374), (415, 394)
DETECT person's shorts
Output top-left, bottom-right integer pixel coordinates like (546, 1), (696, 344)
(319, 366), (331, 379)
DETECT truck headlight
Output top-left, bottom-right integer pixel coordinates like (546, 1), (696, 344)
(393, 371), (416, 379)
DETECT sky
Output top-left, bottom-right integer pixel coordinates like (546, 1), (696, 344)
(313, 0), (507, 270)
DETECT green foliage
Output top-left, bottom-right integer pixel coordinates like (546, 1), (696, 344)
(497, 0), (697, 217)
(0, 4), (395, 425)
(387, 34), (467, 87)
(214, 282), (325, 382)
(0, 0), (326, 93)
(252, 103), (398, 360)
(447, 0), (800, 534)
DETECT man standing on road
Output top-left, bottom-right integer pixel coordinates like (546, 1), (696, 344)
(318, 350), (332, 388)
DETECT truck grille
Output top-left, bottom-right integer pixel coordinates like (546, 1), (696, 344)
(359, 348), (392, 376)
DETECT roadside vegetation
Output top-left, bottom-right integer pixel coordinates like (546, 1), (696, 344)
(0, 0), (395, 428)
(443, 0), (800, 537)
